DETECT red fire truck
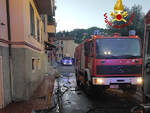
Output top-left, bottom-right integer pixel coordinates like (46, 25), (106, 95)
(75, 31), (143, 95)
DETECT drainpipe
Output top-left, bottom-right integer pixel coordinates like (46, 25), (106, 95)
(6, 0), (13, 101)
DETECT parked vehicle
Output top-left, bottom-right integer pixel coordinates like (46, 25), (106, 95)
(75, 31), (143, 95)
(61, 57), (73, 65)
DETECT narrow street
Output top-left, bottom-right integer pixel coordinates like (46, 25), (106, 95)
(50, 64), (144, 113)
(0, 0), (150, 112)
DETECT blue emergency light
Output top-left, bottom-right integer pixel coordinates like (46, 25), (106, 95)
(129, 30), (136, 36)
(94, 30), (101, 35)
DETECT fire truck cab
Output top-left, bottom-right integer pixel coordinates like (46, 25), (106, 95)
(75, 31), (143, 95)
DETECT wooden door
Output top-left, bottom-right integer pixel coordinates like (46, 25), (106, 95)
(0, 56), (4, 108)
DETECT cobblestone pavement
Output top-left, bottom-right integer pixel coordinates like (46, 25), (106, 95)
(0, 75), (55, 113)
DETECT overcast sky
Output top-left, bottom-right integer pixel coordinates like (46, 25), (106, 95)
(55, 0), (150, 32)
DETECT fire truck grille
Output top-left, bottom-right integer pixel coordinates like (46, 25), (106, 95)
(96, 65), (142, 75)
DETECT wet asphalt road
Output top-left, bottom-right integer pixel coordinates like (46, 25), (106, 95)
(52, 64), (144, 113)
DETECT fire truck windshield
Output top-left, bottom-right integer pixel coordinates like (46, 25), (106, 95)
(95, 38), (141, 59)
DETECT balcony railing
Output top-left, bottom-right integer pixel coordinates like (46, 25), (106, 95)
(47, 25), (56, 33)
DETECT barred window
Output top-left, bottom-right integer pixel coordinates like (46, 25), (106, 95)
(32, 59), (36, 71)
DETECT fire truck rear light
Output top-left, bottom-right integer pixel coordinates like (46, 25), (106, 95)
(136, 77), (143, 85)
(93, 78), (104, 85)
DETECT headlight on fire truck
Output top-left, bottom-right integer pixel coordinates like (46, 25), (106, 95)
(136, 77), (143, 85)
(93, 78), (104, 85)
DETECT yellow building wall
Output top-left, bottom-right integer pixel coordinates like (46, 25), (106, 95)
(23, 0), (43, 50)
(63, 40), (78, 58)
(9, 0), (24, 42)
(9, 0), (46, 52)
(56, 40), (78, 62)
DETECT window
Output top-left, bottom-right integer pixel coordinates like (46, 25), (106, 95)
(37, 18), (40, 42)
(30, 4), (35, 36)
(41, 28), (42, 44)
(95, 38), (141, 59)
(32, 59), (36, 71)
(43, 17), (46, 32)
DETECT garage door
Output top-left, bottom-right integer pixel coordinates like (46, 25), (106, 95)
(0, 56), (4, 108)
